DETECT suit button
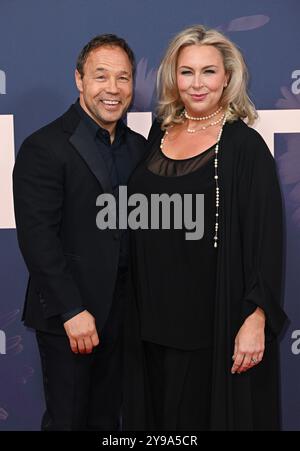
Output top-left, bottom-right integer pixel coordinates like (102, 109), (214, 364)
(113, 232), (119, 240)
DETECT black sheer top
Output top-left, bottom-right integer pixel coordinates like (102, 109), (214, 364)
(147, 141), (216, 177)
(128, 140), (218, 349)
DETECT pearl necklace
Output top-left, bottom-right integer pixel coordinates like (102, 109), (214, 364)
(186, 113), (225, 133)
(160, 112), (227, 248)
(213, 114), (227, 248)
(184, 105), (222, 121)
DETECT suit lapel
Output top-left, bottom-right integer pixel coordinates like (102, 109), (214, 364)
(69, 120), (113, 194)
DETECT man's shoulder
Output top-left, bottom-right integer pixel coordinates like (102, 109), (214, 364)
(125, 124), (147, 145)
(24, 117), (63, 144)
(22, 105), (79, 148)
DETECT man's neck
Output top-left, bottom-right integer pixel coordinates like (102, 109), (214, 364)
(78, 99), (117, 143)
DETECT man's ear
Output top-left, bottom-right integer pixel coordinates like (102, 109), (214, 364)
(75, 69), (83, 93)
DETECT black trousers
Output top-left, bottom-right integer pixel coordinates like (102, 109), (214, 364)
(143, 341), (212, 431)
(36, 270), (127, 431)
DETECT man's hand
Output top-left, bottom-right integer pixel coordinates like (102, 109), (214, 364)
(63, 310), (100, 354)
(231, 307), (265, 374)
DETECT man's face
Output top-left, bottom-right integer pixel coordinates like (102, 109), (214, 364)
(75, 45), (133, 132)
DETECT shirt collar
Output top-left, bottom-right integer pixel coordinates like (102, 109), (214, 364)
(74, 99), (126, 144)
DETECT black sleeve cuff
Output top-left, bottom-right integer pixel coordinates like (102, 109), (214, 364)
(61, 307), (85, 323)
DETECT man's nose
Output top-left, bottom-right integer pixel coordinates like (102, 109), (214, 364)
(106, 77), (120, 93)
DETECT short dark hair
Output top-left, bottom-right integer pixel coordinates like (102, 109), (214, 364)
(76, 34), (136, 77)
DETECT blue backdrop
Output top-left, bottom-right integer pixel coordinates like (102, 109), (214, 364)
(0, 0), (299, 430)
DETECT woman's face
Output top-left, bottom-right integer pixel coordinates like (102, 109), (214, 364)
(176, 44), (228, 117)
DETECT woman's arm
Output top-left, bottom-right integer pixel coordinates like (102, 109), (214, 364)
(232, 126), (287, 373)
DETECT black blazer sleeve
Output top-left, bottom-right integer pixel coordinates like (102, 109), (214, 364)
(13, 136), (83, 319)
(237, 127), (287, 337)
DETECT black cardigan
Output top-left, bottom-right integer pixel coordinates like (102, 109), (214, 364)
(123, 118), (287, 431)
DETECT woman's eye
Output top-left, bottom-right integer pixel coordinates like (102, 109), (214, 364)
(181, 70), (192, 75)
(204, 69), (215, 74)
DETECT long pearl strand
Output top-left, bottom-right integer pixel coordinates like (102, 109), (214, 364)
(213, 114), (227, 248)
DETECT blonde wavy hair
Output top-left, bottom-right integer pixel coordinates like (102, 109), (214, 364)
(157, 25), (258, 128)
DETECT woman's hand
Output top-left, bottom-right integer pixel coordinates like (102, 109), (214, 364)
(231, 307), (265, 374)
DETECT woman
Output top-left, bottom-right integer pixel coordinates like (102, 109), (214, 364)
(124, 25), (287, 431)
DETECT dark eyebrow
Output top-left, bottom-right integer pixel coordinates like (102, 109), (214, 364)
(94, 68), (131, 76)
(117, 70), (131, 76)
(178, 65), (218, 70)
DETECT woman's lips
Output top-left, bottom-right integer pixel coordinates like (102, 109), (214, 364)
(190, 93), (208, 101)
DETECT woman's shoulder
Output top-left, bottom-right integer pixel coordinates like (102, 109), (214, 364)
(225, 118), (272, 163)
(226, 118), (263, 142)
(147, 117), (164, 143)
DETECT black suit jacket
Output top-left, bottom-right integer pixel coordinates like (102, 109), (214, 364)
(13, 104), (147, 334)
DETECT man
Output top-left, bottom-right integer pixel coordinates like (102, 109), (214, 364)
(13, 34), (146, 430)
